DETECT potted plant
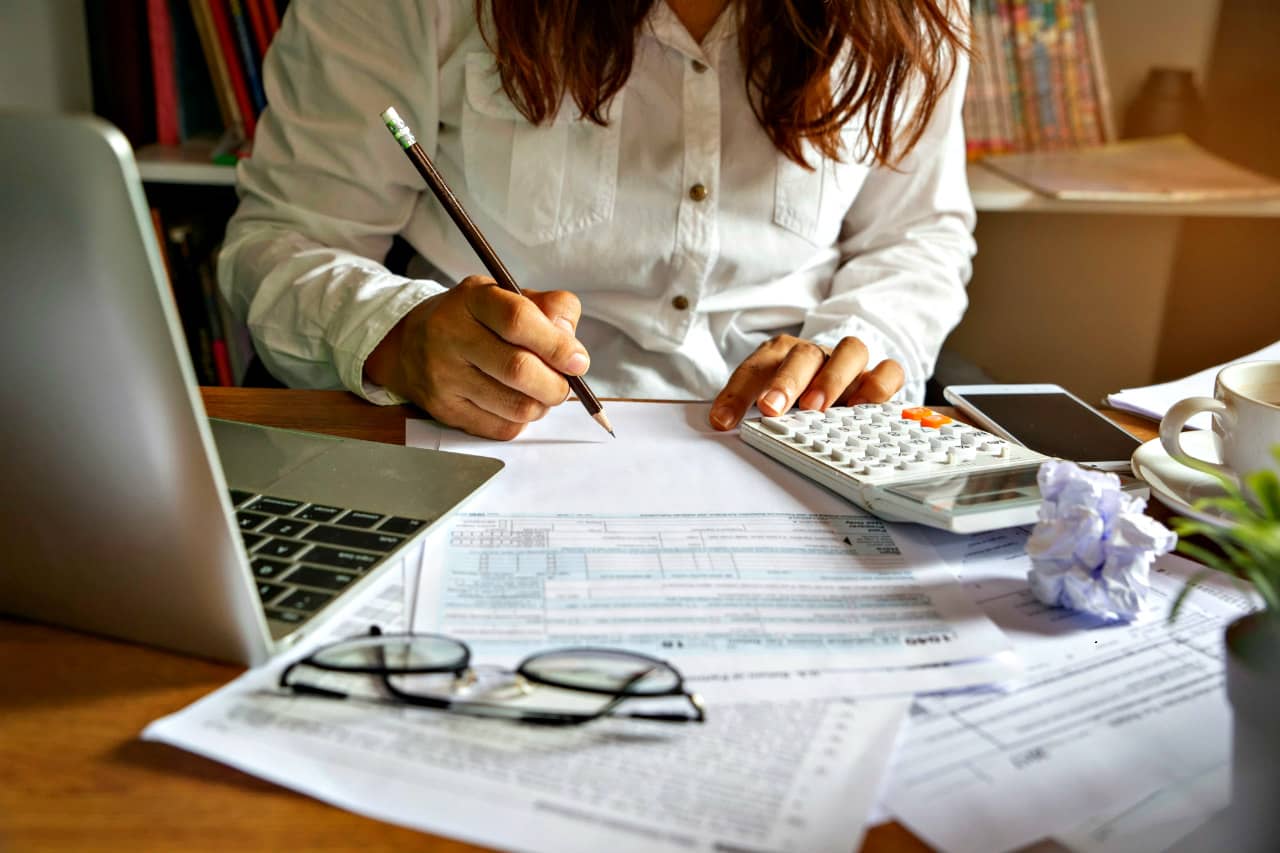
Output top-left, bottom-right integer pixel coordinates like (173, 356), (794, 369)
(1170, 446), (1280, 850)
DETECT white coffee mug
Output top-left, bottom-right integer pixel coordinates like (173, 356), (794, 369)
(1159, 360), (1280, 482)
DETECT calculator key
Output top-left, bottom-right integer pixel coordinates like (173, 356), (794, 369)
(249, 496), (304, 515)
(263, 518), (313, 538)
(920, 412), (953, 428)
(296, 504), (343, 523)
(762, 417), (791, 436)
(251, 558), (291, 579)
(241, 532), (265, 550)
(302, 524), (403, 553)
(257, 581), (287, 603)
(266, 608), (306, 625)
(900, 407), (932, 421)
(237, 511), (270, 530)
(286, 565), (359, 591)
(305, 546), (379, 571)
(379, 517), (427, 535)
(228, 490), (255, 506)
(830, 448), (851, 464)
(260, 538), (307, 559)
(277, 589), (334, 613)
(337, 511), (384, 529)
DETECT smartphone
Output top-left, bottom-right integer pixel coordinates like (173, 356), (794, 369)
(943, 383), (1140, 471)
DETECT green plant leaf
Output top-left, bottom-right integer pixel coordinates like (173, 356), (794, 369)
(1246, 469), (1280, 521)
(1168, 569), (1211, 622)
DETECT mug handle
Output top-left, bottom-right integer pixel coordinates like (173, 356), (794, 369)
(1159, 396), (1236, 478)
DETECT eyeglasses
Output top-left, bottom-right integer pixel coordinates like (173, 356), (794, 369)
(279, 626), (706, 726)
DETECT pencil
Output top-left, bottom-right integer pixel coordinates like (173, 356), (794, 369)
(380, 107), (615, 438)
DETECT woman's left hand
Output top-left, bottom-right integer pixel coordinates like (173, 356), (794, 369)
(708, 335), (904, 430)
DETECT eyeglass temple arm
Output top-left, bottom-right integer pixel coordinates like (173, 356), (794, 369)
(278, 661), (351, 700)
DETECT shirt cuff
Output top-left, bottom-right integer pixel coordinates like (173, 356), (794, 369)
(336, 278), (448, 405)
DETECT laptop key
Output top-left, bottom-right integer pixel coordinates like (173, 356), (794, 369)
(237, 511), (270, 530)
(263, 518), (312, 538)
(259, 538), (307, 559)
(277, 589), (334, 613)
(266, 608), (306, 624)
(249, 496), (304, 515)
(379, 516), (426, 535)
(241, 532), (266, 550)
(257, 581), (288, 603)
(302, 525), (402, 553)
(286, 565), (359, 591)
(296, 504), (342, 523)
(251, 557), (291, 579)
(304, 546), (380, 571)
(229, 489), (256, 507)
(336, 510), (383, 529)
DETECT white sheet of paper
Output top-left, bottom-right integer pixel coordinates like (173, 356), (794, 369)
(144, 568), (909, 853)
(881, 526), (1257, 853)
(411, 510), (1018, 700)
(1105, 339), (1280, 428)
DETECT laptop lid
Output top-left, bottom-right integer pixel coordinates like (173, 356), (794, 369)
(0, 113), (499, 666)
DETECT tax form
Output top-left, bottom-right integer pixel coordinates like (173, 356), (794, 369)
(881, 527), (1258, 853)
(145, 567), (908, 853)
(407, 403), (1018, 699)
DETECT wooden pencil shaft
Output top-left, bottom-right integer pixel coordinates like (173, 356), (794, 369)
(401, 141), (603, 416)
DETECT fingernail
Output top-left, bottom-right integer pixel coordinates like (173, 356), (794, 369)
(566, 352), (589, 374)
(761, 390), (786, 415)
(710, 406), (735, 430)
(554, 316), (575, 333)
(801, 391), (825, 410)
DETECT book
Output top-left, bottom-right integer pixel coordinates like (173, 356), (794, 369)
(84, 0), (155, 148)
(170, 0), (225, 141)
(228, 0), (268, 114)
(980, 134), (1280, 202)
(244, 0), (272, 58)
(1080, 0), (1115, 141)
(206, 0), (257, 138)
(146, 0), (182, 146)
(189, 0), (244, 139)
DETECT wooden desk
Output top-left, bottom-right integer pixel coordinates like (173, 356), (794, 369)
(0, 388), (1158, 853)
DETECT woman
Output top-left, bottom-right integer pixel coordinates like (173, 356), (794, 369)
(219, 0), (975, 439)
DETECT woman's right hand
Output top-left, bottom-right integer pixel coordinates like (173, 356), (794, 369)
(365, 275), (590, 440)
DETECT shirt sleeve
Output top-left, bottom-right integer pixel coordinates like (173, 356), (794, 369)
(217, 0), (448, 404)
(800, 47), (977, 406)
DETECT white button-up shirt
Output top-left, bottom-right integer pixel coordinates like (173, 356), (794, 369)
(220, 0), (976, 406)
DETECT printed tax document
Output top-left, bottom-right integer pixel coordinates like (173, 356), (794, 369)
(407, 402), (1017, 699)
(881, 526), (1258, 853)
(145, 567), (908, 853)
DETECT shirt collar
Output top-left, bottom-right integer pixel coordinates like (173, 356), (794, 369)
(643, 2), (738, 65)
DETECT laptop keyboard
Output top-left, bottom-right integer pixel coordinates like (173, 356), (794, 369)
(229, 490), (427, 629)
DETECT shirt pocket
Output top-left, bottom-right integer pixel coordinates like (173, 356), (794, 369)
(461, 52), (624, 246)
(772, 140), (870, 246)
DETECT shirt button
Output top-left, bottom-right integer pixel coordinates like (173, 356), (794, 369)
(691, 59), (709, 73)
(671, 295), (690, 311)
(688, 183), (709, 202)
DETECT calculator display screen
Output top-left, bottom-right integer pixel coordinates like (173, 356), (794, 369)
(883, 466), (1044, 514)
(885, 466), (1143, 514)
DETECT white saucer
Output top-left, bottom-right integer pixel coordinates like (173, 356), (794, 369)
(1131, 431), (1232, 528)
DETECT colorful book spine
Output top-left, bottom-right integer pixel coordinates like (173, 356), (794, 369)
(1068, 0), (1102, 145)
(228, 0), (268, 114)
(146, 0), (181, 146)
(188, 0), (242, 138)
(1081, 0), (1116, 141)
(996, 0), (1027, 150)
(207, 0), (258, 138)
(245, 0), (272, 58)
(1011, 0), (1041, 150)
(983, 0), (1016, 153)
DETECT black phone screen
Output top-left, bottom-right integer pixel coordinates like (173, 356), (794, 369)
(963, 392), (1140, 462)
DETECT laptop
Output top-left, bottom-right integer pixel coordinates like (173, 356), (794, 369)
(0, 113), (502, 666)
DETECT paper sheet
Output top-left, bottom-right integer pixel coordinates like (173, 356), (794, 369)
(145, 568), (909, 853)
(881, 526), (1257, 853)
(1105, 339), (1280, 429)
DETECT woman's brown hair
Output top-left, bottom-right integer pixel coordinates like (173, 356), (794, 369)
(477, 0), (967, 168)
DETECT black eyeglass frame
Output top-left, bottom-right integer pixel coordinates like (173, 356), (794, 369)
(278, 626), (706, 727)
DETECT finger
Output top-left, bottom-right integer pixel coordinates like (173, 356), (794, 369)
(429, 392), (529, 442)
(465, 285), (590, 376)
(465, 331), (571, 408)
(524, 288), (583, 334)
(758, 341), (827, 416)
(843, 359), (905, 404)
(709, 338), (793, 430)
(458, 363), (553, 424)
(796, 337), (869, 411)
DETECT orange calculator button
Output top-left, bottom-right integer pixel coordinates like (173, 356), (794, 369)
(901, 407), (933, 421)
(920, 412), (953, 428)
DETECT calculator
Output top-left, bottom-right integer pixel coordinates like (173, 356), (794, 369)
(740, 403), (1143, 533)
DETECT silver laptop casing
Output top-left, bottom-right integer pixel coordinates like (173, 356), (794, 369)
(0, 113), (500, 665)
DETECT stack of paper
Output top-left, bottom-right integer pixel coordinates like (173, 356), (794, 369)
(1106, 339), (1280, 429)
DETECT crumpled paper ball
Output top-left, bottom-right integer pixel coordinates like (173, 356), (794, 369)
(1026, 460), (1176, 620)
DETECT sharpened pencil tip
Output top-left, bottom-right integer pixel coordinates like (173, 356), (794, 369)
(609, 430), (616, 438)
(591, 410), (614, 437)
